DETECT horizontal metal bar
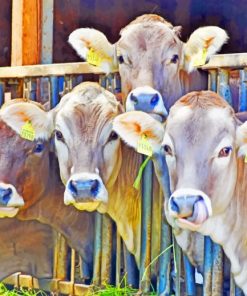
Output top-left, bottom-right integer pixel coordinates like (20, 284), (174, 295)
(0, 62), (105, 78)
(202, 53), (247, 70)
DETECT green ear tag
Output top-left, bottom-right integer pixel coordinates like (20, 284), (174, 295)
(133, 156), (151, 190)
(20, 121), (35, 141)
(193, 47), (208, 67)
(137, 134), (153, 157)
(245, 154), (247, 163)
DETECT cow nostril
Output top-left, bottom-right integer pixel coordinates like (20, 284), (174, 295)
(69, 180), (78, 196)
(91, 180), (99, 197)
(130, 93), (138, 105)
(0, 188), (12, 205)
(150, 93), (159, 107)
(170, 197), (180, 214)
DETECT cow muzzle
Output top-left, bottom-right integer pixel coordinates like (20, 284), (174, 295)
(126, 86), (168, 122)
(168, 188), (212, 230)
(0, 183), (25, 218)
(64, 173), (108, 211)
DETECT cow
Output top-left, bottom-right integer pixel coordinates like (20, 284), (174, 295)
(112, 91), (247, 292)
(0, 99), (95, 279)
(0, 219), (54, 281)
(68, 14), (228, 118)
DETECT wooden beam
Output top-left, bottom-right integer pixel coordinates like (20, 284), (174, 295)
(11, 0), (42, 66)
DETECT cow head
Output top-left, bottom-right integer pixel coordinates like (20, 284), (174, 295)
(69, 14), (228, 116)
(53, 82), (123, 212)
(113, 91), (247, 232)
(0, 100), (53, 217)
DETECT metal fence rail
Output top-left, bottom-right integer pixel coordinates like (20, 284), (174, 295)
(0, 53), (246, 295)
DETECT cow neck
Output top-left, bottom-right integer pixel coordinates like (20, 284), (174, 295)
(18, 153), (94, 263)
(104, 144), (142, 264)
(201, 157), (247, 292)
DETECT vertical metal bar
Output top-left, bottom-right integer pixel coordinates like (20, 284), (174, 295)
(116, 233), (121, 286)
(49, 76), (59, 108)
(101, 214), (113, 284)
(54, 233), (69, 280)
(208, 69), (217, 92)
(217, 69), (232, 105)
(93, 213), (102, 286)
(99, 75), (107, 89)
(239, 68), (247, 112)
(123, 246), (139, 288)
(203, 236), (213, 296)
(230, 274), (235, 296)
(0, 81), (5, 106)
(174, 238), (181, 296)
(139, 158), (153, 292)
(211, 243), (223, 295)
(183, 255), (196, 296)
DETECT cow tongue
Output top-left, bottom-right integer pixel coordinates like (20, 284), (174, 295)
(187, 200), (208, 225)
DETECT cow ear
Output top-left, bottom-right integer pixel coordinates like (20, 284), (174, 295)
(113, 111), (164, 152)
(183, 26), (229, 73)
(237, 122), (247, 158)
(68, 28), (118, 74)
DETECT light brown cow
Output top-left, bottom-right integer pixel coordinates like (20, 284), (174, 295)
(0, 219), (53, 280)
(0, 99), (94, 278)
(53, 81), (148, 264)
(113, 91), (247, 292)
(69, 14), (228, 116)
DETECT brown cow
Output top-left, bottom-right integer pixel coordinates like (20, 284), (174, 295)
(0, 99), (94, 278)
(113, 92), (247, 292)
(0, 219), (53, 280)
(68, 14), (228, 118)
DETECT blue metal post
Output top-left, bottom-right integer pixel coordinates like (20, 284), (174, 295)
(211, 243), (223, 295)
(0, 81), (5, 107)
(139, 158), (153, 292)
(124, 246), (139, 288)
(93, 213), (102, 286)
(239, 68), (247, 112)
(50, 76), (59, 108)
(203, 236), (213, 296)
(184, 255), (196, 295)
(218, 69), (232, 105)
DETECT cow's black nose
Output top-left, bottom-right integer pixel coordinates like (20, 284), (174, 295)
(169, 195), (202, 218)
(68, 179), (100, 198)
(0, 187), (12, 206)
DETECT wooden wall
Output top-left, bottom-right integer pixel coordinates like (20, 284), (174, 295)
(0, 1), (11, 66)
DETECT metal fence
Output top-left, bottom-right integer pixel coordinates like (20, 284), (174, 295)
(0, 53), (246, 295)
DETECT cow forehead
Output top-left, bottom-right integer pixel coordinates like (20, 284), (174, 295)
(166, 107), (236, 148)
(119, 22), (181, 52)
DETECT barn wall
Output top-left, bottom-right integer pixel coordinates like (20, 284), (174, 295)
(0, 1), (11, 66)
(53, 0), (247, 63)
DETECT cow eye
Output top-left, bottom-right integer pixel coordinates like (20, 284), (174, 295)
(108, 131), (119, 142)
(55, 130), (64, 142)
(171, 54), (179, 64)
(33, 142), (45, 154)
(164, 144), (173, 156)
(218, 146), (232, 158)
(118, 55), (124, 64)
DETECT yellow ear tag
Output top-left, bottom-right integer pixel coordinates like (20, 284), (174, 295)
(86, 48), (111, 67)
(245, 154), (247, 163)
(193, 47), (208, 67)
(137, 134), (153, 157)
(20, 121), (35, 141)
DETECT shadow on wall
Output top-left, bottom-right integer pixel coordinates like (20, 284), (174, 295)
(53, 0), (247, 63)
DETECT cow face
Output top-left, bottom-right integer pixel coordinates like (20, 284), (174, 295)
(69, 14), (228, 115)
(113, 91), (245, 232)
(53, 82), (122, 212)
(0, 101), (53, 217)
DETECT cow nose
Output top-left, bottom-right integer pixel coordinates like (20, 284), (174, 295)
(68, 179), (100, 199)
(169, 195), (202, 218)
(126, 87), (168, 121)
(0, 187), (12, 206)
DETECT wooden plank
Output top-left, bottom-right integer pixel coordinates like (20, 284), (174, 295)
(0, 62), (104, 78)
(11, 0), (42, 66)
(11, 0), (23, 66)
(41, 0), (54, 64)
(202, 53), (247, 70)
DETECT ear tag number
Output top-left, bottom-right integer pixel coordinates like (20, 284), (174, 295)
(86, 48), (111, 67)
(137, 134), (153, 157)
(20, 121), (35, 141)
(193, 47), (208, 67)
